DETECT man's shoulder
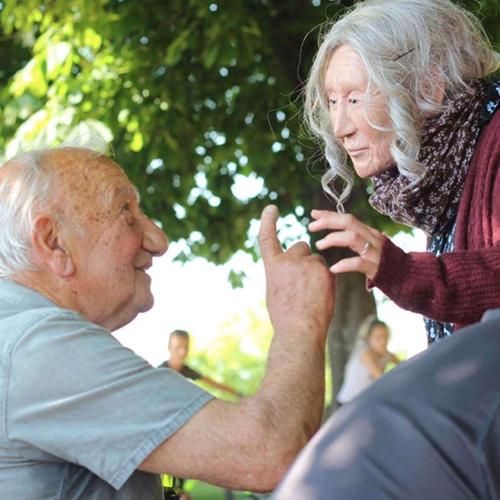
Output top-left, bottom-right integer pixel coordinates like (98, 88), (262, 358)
(3, 301), (97, 333)
(356, 315), (500, 412)
(0, 296), (106, 361)
(0, 279), (98, 336)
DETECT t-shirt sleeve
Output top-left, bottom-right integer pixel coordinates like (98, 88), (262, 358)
(5, 310), (214, 490)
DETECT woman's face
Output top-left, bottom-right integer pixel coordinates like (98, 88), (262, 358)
(324, 44), (395, 178)
(367, 325), (389, 355)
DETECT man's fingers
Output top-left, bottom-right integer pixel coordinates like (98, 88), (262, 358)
(287, 240), (312, 257)
(259, 205), (283, 260)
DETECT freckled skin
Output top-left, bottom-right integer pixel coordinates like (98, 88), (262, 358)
(12, 147), (168, 331)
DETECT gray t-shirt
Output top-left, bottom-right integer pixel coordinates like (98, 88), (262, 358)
(0, 279), (213, 499)
(272, 309), (500, 499)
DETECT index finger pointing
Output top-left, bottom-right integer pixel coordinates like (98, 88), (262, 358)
(258, 205), (283, 260)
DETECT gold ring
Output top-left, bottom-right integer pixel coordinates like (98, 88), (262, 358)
(359, 241), (371, 256)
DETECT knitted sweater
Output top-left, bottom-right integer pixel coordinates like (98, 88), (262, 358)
(369, 110), (500, 331)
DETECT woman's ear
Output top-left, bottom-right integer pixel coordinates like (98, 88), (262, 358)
(430, 77), (446, 106)
(421, 69), (446, 110)
(31, 215), (75, 277)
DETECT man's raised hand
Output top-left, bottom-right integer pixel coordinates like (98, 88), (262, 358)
(258, 205), (336, 340)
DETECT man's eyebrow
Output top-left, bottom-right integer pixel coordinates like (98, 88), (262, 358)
(133, 186), (141, 203)
(116, 185), (141, 203)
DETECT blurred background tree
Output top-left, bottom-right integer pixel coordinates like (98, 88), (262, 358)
(0, 0), (498, 416)
(187, 299), (334, 403)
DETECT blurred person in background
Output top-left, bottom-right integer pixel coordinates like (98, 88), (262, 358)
(336, 317), (399, 406)
(159, 329), (242, 398)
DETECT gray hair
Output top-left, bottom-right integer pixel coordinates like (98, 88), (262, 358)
(304, 0), (500, 210)
(0, 143), (109, 278)
(0, 151), (52, 278)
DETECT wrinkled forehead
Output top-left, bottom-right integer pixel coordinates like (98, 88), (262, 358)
(322, 44), (368, 89)
(43, 147), (124, 186)
(44, 148), (139, 210)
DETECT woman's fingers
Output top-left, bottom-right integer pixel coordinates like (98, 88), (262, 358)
(315, 228), (372, 255)
(309, 209), (361, 233)
(309, 209), (385, 280)
(330, 255), (378, 279)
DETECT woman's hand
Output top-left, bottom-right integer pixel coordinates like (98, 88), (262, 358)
(309, 209), (386, 280)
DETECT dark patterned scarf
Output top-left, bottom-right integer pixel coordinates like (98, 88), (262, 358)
(369, 80), (487, 236)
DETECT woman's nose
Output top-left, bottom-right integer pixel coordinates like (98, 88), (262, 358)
(331, 103), (356, 140)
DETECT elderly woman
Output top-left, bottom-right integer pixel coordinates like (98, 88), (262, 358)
(305, 0), (500, 343)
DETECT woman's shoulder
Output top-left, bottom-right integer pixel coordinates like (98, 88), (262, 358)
(477, 81), (500, 143)
(473, 100), (500, 169)
(361, 347), (377, 363)
(480, 80), (500, 126)
(480, 107), (500, 138)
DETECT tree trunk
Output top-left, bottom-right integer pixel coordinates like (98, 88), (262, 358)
(312, 185), (376, 417)
(327, 272), (376, 415)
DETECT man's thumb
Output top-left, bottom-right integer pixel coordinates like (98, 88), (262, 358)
(258, 205), (283, 260)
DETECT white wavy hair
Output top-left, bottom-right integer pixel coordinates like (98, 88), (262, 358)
(0, 141), (109, 278)
(304, 0), (500, 211)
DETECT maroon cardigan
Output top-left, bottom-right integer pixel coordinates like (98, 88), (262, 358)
(369, 110), (500, 331)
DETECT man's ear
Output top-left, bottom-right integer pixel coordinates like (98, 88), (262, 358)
(31, 215), (75, 277)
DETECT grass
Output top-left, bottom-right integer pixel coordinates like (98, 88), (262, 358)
(187, 480), (226, 499)
(185, 480), (270, 499)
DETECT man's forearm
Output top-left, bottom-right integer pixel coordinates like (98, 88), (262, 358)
(139, 206), (335, 491)
(256, 325), (327, 449)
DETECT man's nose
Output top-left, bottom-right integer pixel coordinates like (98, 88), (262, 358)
(142, 215), (168, 256)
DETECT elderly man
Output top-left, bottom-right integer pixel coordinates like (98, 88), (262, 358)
(0, 147), (335, 499)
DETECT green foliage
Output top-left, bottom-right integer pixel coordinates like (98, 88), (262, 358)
(186, 298), (332, 408)
(459, 0), (500, 48)
(0, 0), (498, 263)
(0, 0), (339, 265)
(185, 480), (226, 499)
(188, 300), (272, 398)
(187, 479), (266, 499)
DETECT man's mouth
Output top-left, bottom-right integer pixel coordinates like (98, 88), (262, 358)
(135, 261), (152, 273)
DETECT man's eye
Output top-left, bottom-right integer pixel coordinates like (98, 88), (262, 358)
(348, 98), (359, 104)
(328, 98), (337, 106)
(122, 202), (131, 212)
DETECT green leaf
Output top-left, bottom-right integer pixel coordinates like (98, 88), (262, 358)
(46, 42), (72, 79)
(83, 27), (102, 51)
(10, 58), (48, 98)
(202, 42), (219, 69)
(164, 28), (191, 66)
(130, 130), (144, 152)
